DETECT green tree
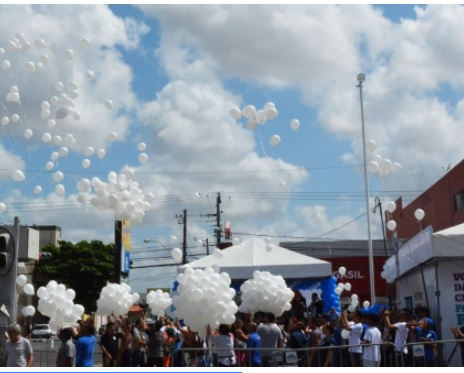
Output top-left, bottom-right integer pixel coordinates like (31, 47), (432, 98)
(33, 240), (115, 313)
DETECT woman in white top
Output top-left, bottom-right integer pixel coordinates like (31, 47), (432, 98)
(207, 324), (237, 367)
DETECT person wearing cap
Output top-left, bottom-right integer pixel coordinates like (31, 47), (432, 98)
(4, 323), (33, 367)
(412, 318), (437, 367)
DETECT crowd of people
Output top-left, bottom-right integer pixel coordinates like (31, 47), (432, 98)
(3, 292), (464, 367)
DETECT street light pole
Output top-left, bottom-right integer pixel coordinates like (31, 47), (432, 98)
(357, 73), (376, 305)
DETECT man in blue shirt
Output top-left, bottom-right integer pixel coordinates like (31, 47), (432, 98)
(74, 322), (97, 367)
(246, 322), (262, 367)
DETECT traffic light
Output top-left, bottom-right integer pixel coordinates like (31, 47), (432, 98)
(0, 224), (19, 326)
(0, 232), (14, 274)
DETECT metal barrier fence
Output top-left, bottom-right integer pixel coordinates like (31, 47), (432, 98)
(30, 337), (103, 367)
(16, 337), (464, 367)
(172, 340), (464, 368)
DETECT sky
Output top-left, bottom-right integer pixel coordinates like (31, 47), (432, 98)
(1, 4), (464, 293)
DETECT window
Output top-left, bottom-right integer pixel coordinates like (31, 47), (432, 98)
(455, 190), (464, 211)
(404, 296), (413, 311)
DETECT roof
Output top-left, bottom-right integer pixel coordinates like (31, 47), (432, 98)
(178, 237), (332, 280)
(280, 239), (404, 258)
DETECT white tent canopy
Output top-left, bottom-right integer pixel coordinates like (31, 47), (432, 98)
(178, 237), (332, 280)
(386, 223), (464, 278)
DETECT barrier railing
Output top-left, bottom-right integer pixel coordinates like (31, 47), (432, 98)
(18, 337), (464, 367)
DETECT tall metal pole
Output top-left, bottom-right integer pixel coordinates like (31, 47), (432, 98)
(358, 73), (376, 305)
(182, 209), (187, 264)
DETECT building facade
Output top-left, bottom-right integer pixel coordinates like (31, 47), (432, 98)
(389, 158), (464, 239)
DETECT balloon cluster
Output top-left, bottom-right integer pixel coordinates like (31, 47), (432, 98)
(77, 169), (154, 222)
(230, 102), (301, 144)
(320, 276), (340, 313)
(0, 33), (154, 223)
(36, 280), (85, 332)
(173, 267), (238, 338)
(146, 289), (172, 317)
(16, 275), (36, 317)
(365, 140), (402, 178)
(346, 294), (359, 312)
(230, 102), (301, 191)
(381, 260), (396, 284)
(238, 270), (293, 316)
(96, 283), (140, 316)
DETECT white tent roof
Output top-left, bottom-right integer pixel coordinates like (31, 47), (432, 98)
(432, 222), (464, 256)
(178, 237), (332, 280)
(386, 223), (464, 278)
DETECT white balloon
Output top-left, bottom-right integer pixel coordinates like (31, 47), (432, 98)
(85, 70), (96, 81)
(341, 329), (350, 339)
(34, 38), (47, 49)
(42, 132), (52, 143)
(11, 114), (20, 123)
(82, 159), (91, 169)
(63, 49), (74, 60)
(59, 147), (69, 157)
(138, 153), (148, 164)
(84, 147), (95, 157)
(338, 266), (347, 276)
(24, 61), (36, 72)
(1, 116), (9, 125)
(72, 111), (81, 121)
(290, 119), (300, 131)
(170, 236), (178, 244)
(242, 105), (256, 119)
(266, 107), (278, 120)
(246, 119), (257, 129)
(385, 201), (396, 213)
(33, 186), (42, 195)
(363, 300), (370, 309)
(53, 171), (64, 183)
(230, 107), (242, 120)
(1, 60), (11, 70)
(55, 81), (64, 92)
(77, 194), (86, 204)
(414, 208), (425, 221)
(23, 283), (35, 295)
(367, 161), (380, 173)
(47, 119), (56, 128)
(96, 148), (106, 159)
(55, 184), (65, 195)
(16, 275), (28, 287)
(172, 248), (182, 261)
(391, 162), (402, 173)
(381, 159), (392, 171)
(108, 132), (118, 141)
(366, 139), (376, 152)
(269, 135), (281, 146)
(386, 220), (397, 231)
(104, 99), (113, 110)
(12, 170), (25, 182)
(0, 202), (5, 213)
(344, 282), (352, 291)
(24, 129), (33, 139)
(81, 38), (92, 48)
(279, 181), (287, 192)
(45, 161), (54, 171)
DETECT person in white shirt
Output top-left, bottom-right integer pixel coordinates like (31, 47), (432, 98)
(341, 310), (363, 367)
(361, 313), (382, 367)
(383, 308), (413, 366)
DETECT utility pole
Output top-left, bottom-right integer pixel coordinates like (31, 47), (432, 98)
(176, 209), (188, 264)
(114, 220), (122, 284)
(206, 238), (210, 256)
(216, 193), (221, 247)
